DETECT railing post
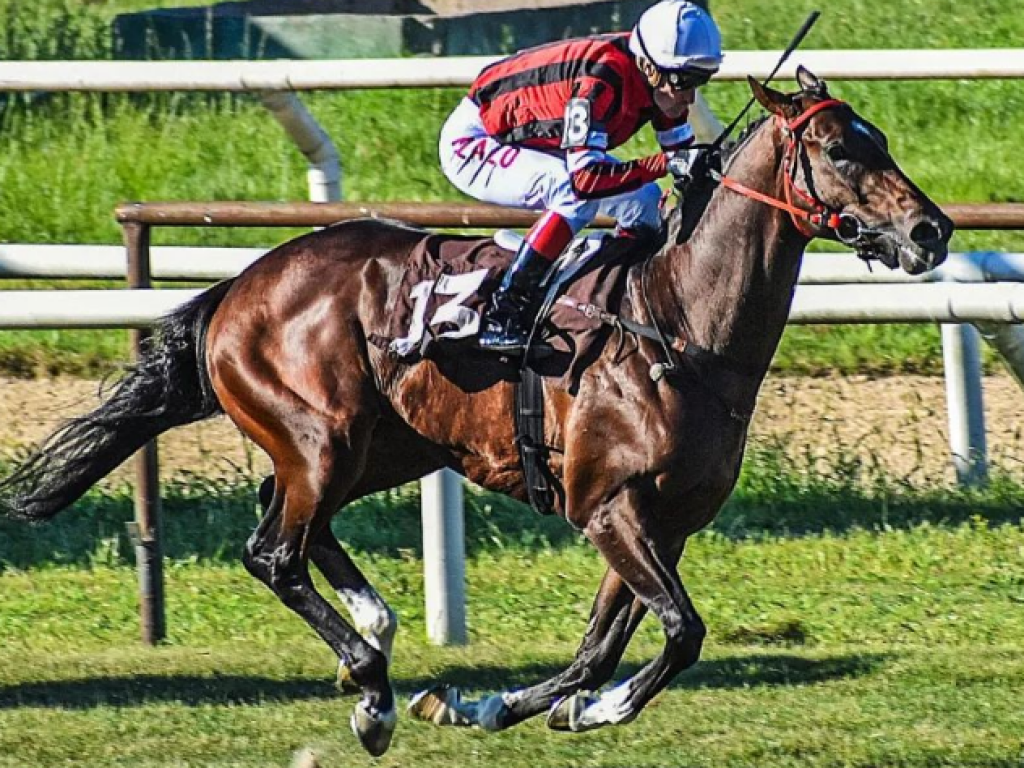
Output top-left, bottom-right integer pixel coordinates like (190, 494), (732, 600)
(420, 469), (467, 646)
(122, 221), (166, 645)
(941, 322), (988, 486)
(259, 91), (342, 203)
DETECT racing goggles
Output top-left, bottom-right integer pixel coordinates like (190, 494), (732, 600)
(653, 67), (713, 92)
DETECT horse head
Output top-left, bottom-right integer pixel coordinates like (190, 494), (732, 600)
(747, 65), (953, 274)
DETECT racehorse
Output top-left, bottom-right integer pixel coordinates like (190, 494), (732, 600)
(0, 68), (951, 755)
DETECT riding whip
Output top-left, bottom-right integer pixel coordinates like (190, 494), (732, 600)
(711, 10), (821, 150)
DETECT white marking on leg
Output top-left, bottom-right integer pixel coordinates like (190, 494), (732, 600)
(338, 586), (398, 659)
(575, 679), (637, 729)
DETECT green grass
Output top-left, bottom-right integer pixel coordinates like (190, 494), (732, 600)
(0, 1), (1023, 375)
(0, 522), (1021, 767)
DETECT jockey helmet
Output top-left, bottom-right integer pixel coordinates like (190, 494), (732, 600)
(629, 0), (723, 89)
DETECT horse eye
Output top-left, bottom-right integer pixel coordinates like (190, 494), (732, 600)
(826, 143), (850, 163)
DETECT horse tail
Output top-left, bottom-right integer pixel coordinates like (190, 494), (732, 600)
(0, 279), (235, 522)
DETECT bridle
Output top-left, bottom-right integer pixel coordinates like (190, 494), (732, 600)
(635, 95), (887, 400)
(709, 98), (881, 249)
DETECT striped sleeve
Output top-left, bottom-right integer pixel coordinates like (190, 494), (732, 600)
(567, 148), (668, 200)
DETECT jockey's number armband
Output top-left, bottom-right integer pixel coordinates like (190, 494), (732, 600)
(561, 98), (593, 149)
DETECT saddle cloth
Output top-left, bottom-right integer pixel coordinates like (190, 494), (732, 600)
(374, 230), (641, 393)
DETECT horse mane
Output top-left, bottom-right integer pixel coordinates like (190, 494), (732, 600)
(664, 112), (771, 244)
(722, 114), (769, 167)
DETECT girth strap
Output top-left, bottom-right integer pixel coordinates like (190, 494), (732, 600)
(557, 297), (756, 423)
(514, 368), (560, 516)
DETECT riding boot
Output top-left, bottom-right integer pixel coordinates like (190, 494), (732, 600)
(478, 241), (552, 354)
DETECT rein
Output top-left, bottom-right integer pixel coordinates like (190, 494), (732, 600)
(712, 99), (864, 241)
(613, 98), (856, 421)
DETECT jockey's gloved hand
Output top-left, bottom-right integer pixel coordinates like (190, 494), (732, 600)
(668, 147), (721, 195)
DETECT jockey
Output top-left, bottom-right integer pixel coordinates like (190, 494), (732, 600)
(438, 0), (724, 355)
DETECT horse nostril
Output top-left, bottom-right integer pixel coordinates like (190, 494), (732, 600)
(910, 219), (944, 246)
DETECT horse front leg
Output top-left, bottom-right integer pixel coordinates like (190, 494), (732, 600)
(408, 568), (647, 730)
(546, 493), (703, 732)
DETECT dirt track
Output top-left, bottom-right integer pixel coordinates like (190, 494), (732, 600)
(1, 373), (1021, 486)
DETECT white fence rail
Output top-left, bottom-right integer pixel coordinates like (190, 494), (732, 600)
(5, 244), (1024, 284)
(4, 282), (1024, 329)
(1, 49), (1023, 91)
(0, 244), (264, 280)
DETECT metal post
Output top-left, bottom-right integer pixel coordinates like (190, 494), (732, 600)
(941, 323), (988, 486)
(122, 222), (166, 645)
(420, 469), (467, 646)
(259, 91), (342, 203)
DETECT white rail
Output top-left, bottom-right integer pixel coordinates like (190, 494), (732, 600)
(0, 244), (264, 280)
(801, 252), (1024, 285)
(1, 49), (1023, 92)
(2, 283), (1024, 328)
(792, 283), (1024, 323)
(4, 244), (1024, 284)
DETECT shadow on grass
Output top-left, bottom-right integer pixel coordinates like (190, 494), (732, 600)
(0, 454), (1021, 569)
(0, 652), (884, 710)
(0, 674), (336, 710)
(393, 651), (887, 697)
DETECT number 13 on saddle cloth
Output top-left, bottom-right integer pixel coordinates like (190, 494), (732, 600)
(371, 229), (644, 394)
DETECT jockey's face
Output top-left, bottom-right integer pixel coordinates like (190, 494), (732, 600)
(638, 57), (700, 119)
(653, 83), (695, 119)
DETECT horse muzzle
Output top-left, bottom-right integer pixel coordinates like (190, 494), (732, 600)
(846, 213), (951, 275)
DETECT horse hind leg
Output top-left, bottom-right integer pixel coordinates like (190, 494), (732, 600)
(241, 424), (397, 756)
(314, 522), (398, 693)
(258, 475), (398, 695)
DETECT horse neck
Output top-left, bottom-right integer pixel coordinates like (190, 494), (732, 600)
(649, 122), (810, 379)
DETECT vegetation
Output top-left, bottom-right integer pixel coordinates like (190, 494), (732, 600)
(0, 484), (1021, 766)
(3, 442), (1024, 568)
(0, 0), (1022, 375)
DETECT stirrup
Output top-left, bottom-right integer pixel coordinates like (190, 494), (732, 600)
(478, 326), (530, 355)
(477, 328), (553, 359)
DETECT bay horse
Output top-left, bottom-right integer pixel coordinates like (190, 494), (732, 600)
(0, 68), (951, 755)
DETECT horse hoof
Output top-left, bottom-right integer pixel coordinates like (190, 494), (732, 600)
(335, 663), (360, 696)
(546, 691), (599, 732)
(407, 685), (474, 726)
(350, 700), (397, 757)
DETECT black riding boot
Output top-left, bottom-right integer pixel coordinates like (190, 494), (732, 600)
(478, 241), (551, 354)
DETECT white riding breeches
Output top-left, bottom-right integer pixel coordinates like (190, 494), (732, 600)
(439, 98), (663, 235)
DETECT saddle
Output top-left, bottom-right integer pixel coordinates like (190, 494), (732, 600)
(374, 227), (657, 517)
(379, 229), (653, 392)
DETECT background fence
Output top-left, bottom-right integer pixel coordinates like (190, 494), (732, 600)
(2, 50), (1023, 647)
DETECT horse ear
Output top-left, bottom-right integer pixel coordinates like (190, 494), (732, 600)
(796, 65), (829, 97)
(747, 75), (798, 118)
